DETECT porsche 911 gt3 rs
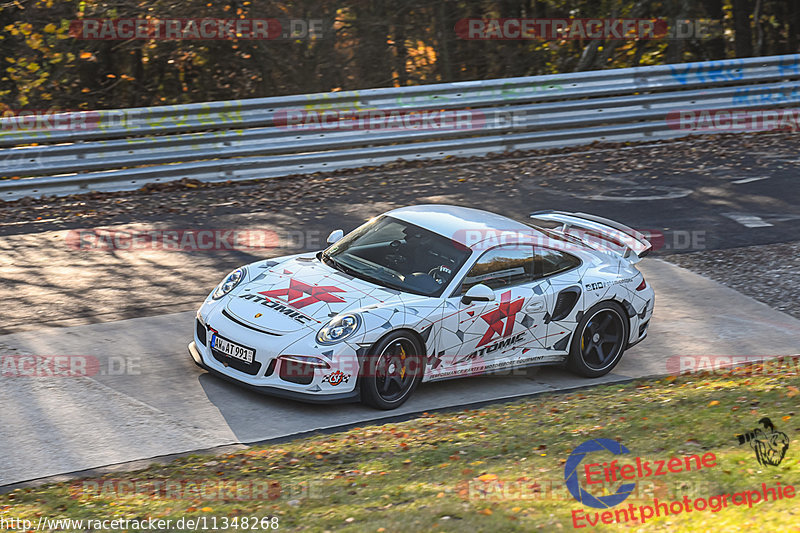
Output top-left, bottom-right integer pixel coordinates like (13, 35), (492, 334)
(188, 205), (654, 409)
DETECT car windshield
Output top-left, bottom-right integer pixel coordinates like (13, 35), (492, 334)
(322, 215), (471, 297)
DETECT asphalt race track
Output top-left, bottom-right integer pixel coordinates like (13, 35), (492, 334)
(2, 134), (800, 489)
(2, 134), (800, 336)
(2, 259), (799, 488)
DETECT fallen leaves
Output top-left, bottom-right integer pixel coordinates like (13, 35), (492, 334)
(2, 337), (799, 533)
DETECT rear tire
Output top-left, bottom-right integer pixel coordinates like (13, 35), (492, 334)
(360, 331), (424, 409)
(567, 301), (628, 378)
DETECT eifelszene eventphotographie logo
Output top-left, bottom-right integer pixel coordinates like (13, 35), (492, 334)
(563, 437), (717, 509)
(564, 438), (795, 528)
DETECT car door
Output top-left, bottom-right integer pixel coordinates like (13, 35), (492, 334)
(436, 244), (554, 375)
(530, 245), (586, 357)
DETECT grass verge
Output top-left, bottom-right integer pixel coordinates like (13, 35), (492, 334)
(1, 359), (799, 532)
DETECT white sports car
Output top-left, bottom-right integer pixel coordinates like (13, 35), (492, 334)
(189, 205), (654, 409)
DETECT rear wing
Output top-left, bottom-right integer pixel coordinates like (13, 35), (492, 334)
(528, 210), (652, 263)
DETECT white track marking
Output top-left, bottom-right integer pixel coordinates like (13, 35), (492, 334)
(723, 213), (774, 228)
(732, 176), (770, 184)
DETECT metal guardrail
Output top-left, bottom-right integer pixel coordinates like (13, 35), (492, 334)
(1, 54), (799, 201)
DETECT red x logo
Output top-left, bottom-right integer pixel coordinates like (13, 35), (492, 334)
(476, 290), (524, 347)
(260, 279), (346, 309)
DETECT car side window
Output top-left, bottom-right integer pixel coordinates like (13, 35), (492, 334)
(533, 247), (581, 278)
(461, 245), (534, 293)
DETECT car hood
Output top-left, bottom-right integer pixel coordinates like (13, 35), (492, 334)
(224, 254), (413, 333)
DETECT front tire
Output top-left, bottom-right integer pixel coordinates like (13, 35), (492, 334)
(360, 331), (424, 410)
(567, 301), (628, 378)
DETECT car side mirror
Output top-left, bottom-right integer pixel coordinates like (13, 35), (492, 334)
(461, 284), (495, 305)
(327, 229), (344, 245)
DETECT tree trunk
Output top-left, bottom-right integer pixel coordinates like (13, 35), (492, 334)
(790, 0), (800, 53)
(436, 1), (454, 82)
(354, 0), (393, 88)
(753, 0), (763, 56)
(394, 8), (408, 86)
(666, 0), (690, 64)
(732, 0), (754, 57)
(702, 0), (726, 59)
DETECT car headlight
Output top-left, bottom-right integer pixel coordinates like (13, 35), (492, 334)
(212, 267), (247, 300)
(316, 314), (361, 345)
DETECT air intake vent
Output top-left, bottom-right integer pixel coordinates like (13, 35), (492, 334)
(279, 360), (315, 385)
(551, 286), (582, 322)
(196, 319), (207, 346)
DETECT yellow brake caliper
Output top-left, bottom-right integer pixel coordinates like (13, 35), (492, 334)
(399, 344), (407, 379)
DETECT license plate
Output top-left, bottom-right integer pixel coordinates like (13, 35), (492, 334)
(211, 334), (255, 364)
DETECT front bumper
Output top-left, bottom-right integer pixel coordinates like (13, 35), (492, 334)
(188, 341), (360, 404)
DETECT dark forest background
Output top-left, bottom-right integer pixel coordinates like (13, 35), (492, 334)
(1, 0), (799, 110)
